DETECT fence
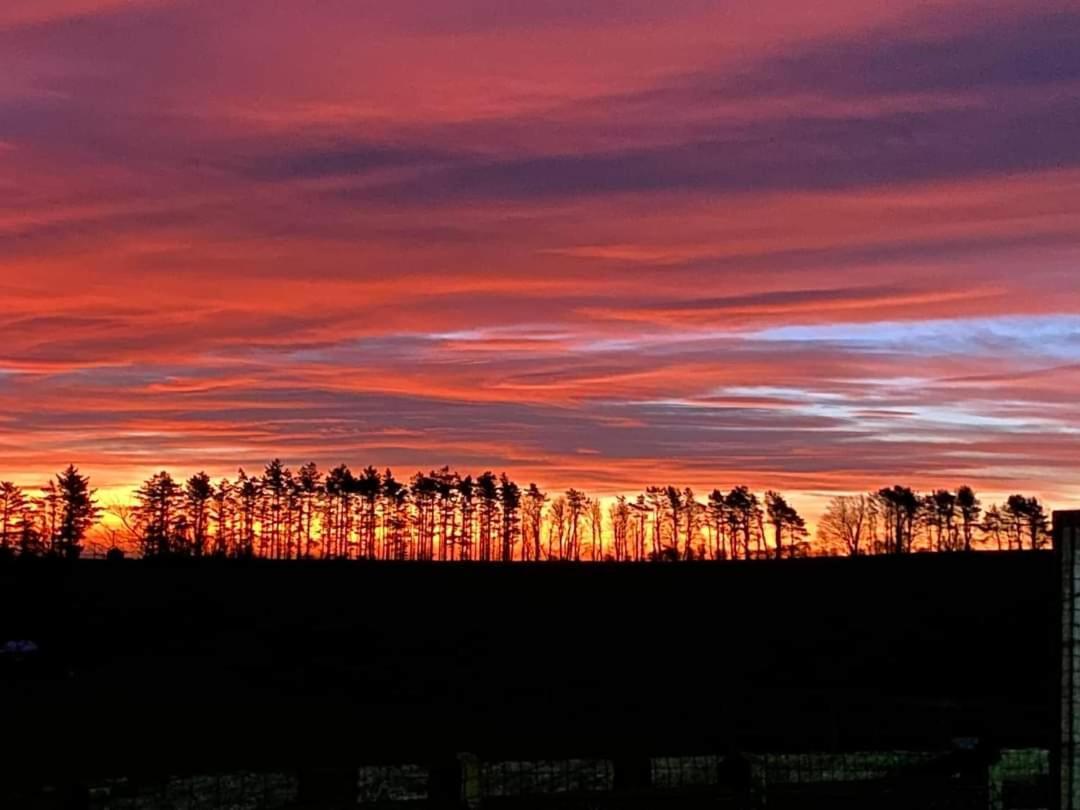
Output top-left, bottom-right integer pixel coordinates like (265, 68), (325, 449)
(70, 750), (1051, 809)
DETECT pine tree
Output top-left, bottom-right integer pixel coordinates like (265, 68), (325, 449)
(54, 465), (99, 559)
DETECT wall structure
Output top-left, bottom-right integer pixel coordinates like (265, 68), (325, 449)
(1058, 511), (1080, 810)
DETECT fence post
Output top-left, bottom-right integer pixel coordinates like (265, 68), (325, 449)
(458, 753), (480, 808)
(1056, 511), (1080, 810)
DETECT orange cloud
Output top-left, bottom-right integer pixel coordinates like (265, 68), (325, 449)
(1, 0), (1079, 524)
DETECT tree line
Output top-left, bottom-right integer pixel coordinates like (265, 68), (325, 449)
(816, 486), (1052, 555)
(0, 463), (1056, 561)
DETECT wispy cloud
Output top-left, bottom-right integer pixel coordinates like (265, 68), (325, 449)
(1, 0), (1078, 514)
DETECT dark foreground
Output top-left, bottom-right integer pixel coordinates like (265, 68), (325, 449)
(0, 553), (1058, 806)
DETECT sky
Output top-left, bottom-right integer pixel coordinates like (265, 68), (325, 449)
(2, 0), (1080, 516)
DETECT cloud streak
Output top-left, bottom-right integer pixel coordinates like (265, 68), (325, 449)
(0, 0), (1078, 518)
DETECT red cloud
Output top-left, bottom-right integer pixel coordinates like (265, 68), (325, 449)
(1, 0), (1079, 522)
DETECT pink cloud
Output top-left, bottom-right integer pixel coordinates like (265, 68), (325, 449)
(1, 0), (1079, 521)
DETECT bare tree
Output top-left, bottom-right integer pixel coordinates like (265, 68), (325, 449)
(981, 504), (1005, 550)
(104, 501), (143, 555)
(818, 495), (876, 557)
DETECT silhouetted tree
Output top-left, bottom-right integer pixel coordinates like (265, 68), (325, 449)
(457, 475), (475, 561)
(296, 463), (322, 558)
(476, 472), (499, 562)
(786, 511), (809, 555)
(17, 495), (41, 556)
(0, 460), (1061, 564)
(36, 480), (60, 552)
(522, 484), (546, 561)
(433, 467), (458, 561)
(212, 478), (234, 556)
(644, 486), (665, 559)
(0, 481), (26, 553)
(135, 471), (183, 557)
(681, 488), (703, 559)
(924, 490), (958, 552)
(706, 489), (727, 560)
(565, 489), (587, 561)
(664, 486), (683, 557)
(877, 486), (919, 554)
(630, 495), (649, 561)
(1003, 494), (1049, 550)
(725, 487), (757, 560)
(609, 496), (630, 561)
(549, 495), (567, 560)
(260, 459), (289, 559)
(236, 469), (260, 558)
(1002, 495), (1023, 550)
(956, 486), (981, 552)
(499, 474), (521, 562)
(185, 472), (213, 557)
(981, 504), (1005, 550)
(818, 494), (876, 557)
(1024, 498), (1050, 550)
(765, 491), (804, 559)
(586, 496), (604, 560)
(432, 466), (457, 561)
(53, 465), (99, 559)
(357, 466), (381, 560)
(411, 471), (438, 561)
(382, 469), (408, 560)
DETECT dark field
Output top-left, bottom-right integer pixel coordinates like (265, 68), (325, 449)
(0, 553), (1058, 785)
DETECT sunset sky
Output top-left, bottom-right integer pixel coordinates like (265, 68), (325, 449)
(2, 0), (1079, 517)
